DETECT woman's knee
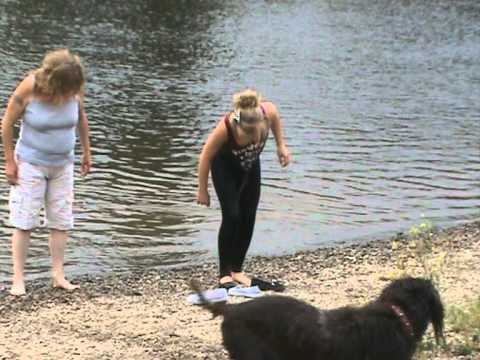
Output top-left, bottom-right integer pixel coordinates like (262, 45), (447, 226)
(14, 228), (31, 236)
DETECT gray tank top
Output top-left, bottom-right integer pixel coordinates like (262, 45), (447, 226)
(16, 98), (79, 166)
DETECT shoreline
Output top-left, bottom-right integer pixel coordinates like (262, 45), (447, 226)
(0, 220), (479, 359)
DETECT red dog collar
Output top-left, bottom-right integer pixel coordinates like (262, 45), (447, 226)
(389, 304), (414, 337)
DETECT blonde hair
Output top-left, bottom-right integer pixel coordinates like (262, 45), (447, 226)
(34, 49), (85, 102)
(232, 89), (268, 143)
(233, 89), (262, 110)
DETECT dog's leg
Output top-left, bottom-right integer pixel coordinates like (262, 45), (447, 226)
(225, 344), (281, 360)
(222, 322), (282, 360)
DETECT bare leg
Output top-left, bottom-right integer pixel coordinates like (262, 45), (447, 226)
(10, 229), (31, 296)
(49, 229), (79, 291)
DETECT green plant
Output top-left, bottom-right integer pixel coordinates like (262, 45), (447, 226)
(447, 296), (480, 356)
(388, 219), (448, 287)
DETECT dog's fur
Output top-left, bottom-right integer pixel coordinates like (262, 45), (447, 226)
(191, 277), (444, 360)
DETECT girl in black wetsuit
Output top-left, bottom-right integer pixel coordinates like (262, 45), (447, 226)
(197, 89), (291, 290)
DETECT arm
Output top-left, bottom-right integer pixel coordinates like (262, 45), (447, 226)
(77, 93), (92, 176)
(263, 102), (291, 167)
(197, 120), (228, 206)
(1, 75), (34, 184)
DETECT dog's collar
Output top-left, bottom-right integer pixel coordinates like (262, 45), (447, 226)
(389, 304), (414, 338)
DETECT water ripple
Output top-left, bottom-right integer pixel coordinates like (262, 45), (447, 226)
(0, 0), (479, 281)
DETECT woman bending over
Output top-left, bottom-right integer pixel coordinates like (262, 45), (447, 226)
(197, 89), (290, 291)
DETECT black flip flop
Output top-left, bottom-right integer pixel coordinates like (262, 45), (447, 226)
(251, 278), (285, 292)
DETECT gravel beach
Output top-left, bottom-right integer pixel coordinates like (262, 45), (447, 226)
(1, 221), (479, 360)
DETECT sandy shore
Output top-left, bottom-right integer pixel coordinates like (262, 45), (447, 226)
(0, 221), (479, 360)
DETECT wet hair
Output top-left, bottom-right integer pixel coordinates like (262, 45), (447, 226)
(34, 49), (85, 103)
(232, 89), (268, 143)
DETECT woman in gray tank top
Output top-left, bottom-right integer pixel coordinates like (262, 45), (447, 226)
(1, 49), (91, 296)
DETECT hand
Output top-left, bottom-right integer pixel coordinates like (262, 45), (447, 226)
(81, 153), (92, 177)
(197, 189), (210, 207)
(277, 145), (291, 167)
(5, 160), (18, 185)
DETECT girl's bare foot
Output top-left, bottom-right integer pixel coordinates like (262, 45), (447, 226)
(219, 275), (235, 285)
(52, 277), (80, 291)
(9, 281), (26, 296)
(231, 272), (252, 287)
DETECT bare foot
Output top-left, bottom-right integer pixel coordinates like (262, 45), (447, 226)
(231, 272), (252, 287)
(52, 277), (80, 291)
(219, 275), (235, 285)
(9, 281), (26, 296)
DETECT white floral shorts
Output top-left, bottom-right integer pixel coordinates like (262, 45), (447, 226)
(9, 160), (74, 230)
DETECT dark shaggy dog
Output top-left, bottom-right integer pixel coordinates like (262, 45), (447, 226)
(191, 277), (444, 360)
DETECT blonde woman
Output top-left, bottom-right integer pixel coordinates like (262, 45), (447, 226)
(197, 89), (291, 291)
(1, 49), (91, 296)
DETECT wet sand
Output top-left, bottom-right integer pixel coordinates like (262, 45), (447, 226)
(0, 221), (479, 360)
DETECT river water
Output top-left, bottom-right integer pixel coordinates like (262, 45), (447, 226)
(0, 0), (479, 282)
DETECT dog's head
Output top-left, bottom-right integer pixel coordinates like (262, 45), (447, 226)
(379, 277), (444, 343)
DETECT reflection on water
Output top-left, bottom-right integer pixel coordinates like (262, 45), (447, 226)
(0, 0), (479, 281)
